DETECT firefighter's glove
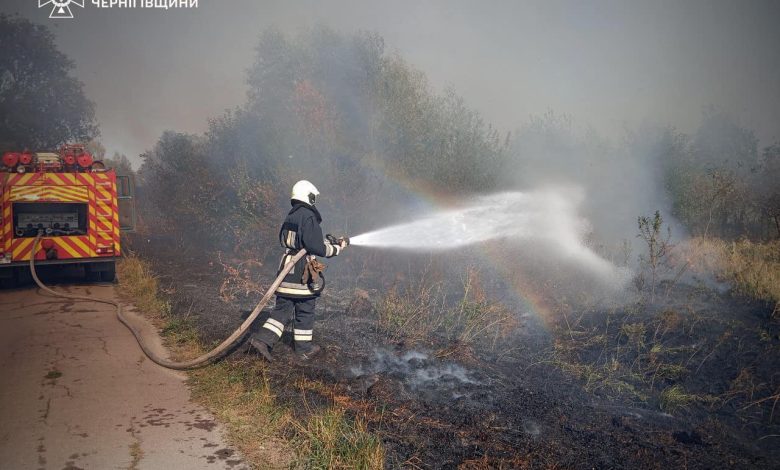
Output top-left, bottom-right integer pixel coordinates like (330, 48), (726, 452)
(301, 258), (326, 286)
(325, 234), (346, 256)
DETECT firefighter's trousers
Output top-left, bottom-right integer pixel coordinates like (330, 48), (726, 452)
(254, 296), (316, 352)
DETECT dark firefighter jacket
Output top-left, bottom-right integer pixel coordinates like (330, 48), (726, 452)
(275, 201), (341, 298)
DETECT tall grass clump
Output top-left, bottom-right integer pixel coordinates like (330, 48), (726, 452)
(117, 254), (171, 319)
(688, 237), (780, 315)
(375, 267), (517, 349)
(294, 407), (385, 470)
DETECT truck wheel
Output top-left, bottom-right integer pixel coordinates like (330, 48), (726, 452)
(15, 267), (32, 286)
(101, 262), (116, 282)
(85, 263), (101, 282)
(0, 272), (17, 289)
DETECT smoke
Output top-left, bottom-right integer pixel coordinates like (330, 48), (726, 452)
(502, 114), (685, 261)
(4, 1), (779, 161)
(350, 349), (478, 390)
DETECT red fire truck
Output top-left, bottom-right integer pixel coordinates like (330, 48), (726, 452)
(0, 144), (134, 286)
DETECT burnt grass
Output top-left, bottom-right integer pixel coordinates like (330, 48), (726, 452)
(131, 236), (779, 469)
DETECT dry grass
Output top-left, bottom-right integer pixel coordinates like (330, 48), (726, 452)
(294, 407), (385, 470)
(217, 252), (266, 303)
(117, 253), (171, 320)
(684, 237), (780, 315)
(659, 384), (717, 412)
(187, 359), (296, 469)
(128, 440), (143, 470)
(375, 279), (447, 343)
(117, 254), (385, 469)
(448, 268), (518, 346)
(375, 267), (517, 349)
(540, 236), (779, 419)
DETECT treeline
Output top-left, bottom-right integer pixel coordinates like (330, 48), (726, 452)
(661, 110), (780, 239)
(137, 27), (507, 253)
(0, 14), (98, 150)
(132, 28), (779, 250)
(1, 14), (777, 248)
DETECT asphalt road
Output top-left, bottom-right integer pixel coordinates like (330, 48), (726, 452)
(0, 281), (246, 470)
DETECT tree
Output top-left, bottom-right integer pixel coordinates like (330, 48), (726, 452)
(104, 152), (134, 175)
(0, 14), (98, 150)
(759, 143), (780, 237)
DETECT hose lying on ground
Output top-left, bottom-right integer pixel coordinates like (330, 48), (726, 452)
(29, 233), (307, 370)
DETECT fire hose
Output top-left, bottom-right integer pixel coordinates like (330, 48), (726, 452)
(29, 232), (307, 370)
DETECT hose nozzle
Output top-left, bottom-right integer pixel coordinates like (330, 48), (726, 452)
(326, 234), (350, 247)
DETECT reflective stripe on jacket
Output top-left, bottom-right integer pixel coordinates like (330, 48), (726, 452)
(275, 201), (340, 298)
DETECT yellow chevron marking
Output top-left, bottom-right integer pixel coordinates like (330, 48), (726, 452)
(60, 174), (77, 184)
(44, 173), (77, 185)
(10, 186), (88, 202)
(68, 236), (91, 256)
(27, 186), (86, 201)
(15, 238), (33, 260)
(54, 238), (81, 258)
(16, 174), (34, 185)
(96, 188), (112, 202)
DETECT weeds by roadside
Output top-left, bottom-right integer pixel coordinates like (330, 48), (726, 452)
(117, 254), (171, 320)
(217, 252), (267, 303)
(294, 407), (384, 469)
(117, 254), (385, 469)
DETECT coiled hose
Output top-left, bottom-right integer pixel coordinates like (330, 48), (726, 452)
(29, 233), (306, 370)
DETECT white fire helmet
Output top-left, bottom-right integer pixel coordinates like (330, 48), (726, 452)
(291, 180), (320, 205)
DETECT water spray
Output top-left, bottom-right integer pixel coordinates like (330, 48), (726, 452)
(349, 189), (630, 285)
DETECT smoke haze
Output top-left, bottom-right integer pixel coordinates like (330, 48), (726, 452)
(3, 0), (779, 164)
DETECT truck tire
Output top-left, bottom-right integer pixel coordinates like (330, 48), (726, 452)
(0, 271), (17, 289)
(101, 261), (116, 282)
(15, 266), (32, 286)
(85, 263), (101, 282)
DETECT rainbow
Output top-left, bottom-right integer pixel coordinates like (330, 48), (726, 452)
(348, 162), (562, 329)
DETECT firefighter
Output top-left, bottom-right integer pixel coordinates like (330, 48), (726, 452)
(249, 180), (348, 361)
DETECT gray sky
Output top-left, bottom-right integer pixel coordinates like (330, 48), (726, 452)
(4, 0), (779, 165)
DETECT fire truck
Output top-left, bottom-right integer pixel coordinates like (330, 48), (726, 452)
(0, 144), (134, 286)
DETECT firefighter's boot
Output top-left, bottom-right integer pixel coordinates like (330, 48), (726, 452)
(296, 343), (321, 361)
(249, 338), (274, 362)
